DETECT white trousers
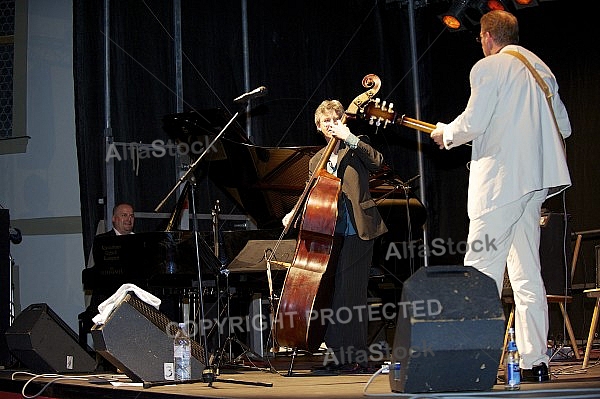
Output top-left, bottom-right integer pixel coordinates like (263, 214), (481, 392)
(464, 189), (549, 369)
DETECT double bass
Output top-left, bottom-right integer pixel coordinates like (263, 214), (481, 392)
(271, 74), (382, 373)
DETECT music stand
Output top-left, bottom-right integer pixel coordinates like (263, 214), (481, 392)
(227, 239), (295, 273)
(211, 239), (294, 373)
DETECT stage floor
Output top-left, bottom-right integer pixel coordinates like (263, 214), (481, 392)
(1, 351), (600, 399)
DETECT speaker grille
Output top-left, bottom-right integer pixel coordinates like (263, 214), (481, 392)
(121, 293), (206, 365)
(391, 266), (504, 393)
(92, 293), (206, 383)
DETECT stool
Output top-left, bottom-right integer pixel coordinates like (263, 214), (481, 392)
(582, 288), (600, 368)
(500, 296), (581, 366)
(500, 233), (584, 366)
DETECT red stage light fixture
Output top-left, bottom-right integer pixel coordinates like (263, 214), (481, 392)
(439, 0), (473, 31)
(511, 0), (539, 8)
(473, 0), (508, 14)
(440, 0), (508, 31)
(486, 0), (507, 11)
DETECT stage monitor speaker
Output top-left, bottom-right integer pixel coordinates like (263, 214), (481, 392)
(5, 303), (96, 373)
(390, 266), (505, 393)
(91, 293), (206, 383)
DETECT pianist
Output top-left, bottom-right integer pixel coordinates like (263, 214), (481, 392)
(99, 202), (135, 236)
(78, 202), (135, 369)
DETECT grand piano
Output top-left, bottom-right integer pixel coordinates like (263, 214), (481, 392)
(81, 108), (427, 352)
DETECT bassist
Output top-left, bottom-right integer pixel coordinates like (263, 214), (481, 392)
(283, 99), (387, 374)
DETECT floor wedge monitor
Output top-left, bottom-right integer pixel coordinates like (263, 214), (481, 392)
(91, 292), (206, 383)
(5, 303), (96, 373)
(390, 265), (505, 393)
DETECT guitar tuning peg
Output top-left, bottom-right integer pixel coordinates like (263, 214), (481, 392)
(389, 102), (394, 113)
(369, 116), (375, 125)
(381, 100), (387, 111)
(374, 98), (381, 108)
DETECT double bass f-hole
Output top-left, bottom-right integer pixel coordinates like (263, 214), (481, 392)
(267, 74), (381, 371)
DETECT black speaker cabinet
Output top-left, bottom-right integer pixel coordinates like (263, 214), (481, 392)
(539, 212), (571, 295)
(390, 266), (505, 393)
(91, 293), (206, 383)
(5, 303), (96, 373)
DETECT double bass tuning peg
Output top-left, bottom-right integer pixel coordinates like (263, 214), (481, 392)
(373, 97), (394, 110)
(368, 98), (394, 128)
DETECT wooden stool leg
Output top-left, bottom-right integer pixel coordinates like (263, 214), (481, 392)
(583, 298), (600, 369)
(558, 302), (581, 359)
(500, 305), (515, 366)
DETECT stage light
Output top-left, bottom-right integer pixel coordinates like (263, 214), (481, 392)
(473, 0), (508, 14)
(510, 0), (539, 8)
(439, 0), (472, 31)
(440, 0), (507, 31)
(484, 0), (507, 11)
(439, 0), (545, 32)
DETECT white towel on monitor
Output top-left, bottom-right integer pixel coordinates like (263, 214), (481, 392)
(92, 283), (161, 325)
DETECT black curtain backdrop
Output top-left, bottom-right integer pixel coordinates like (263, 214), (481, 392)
(73, 1), (600, 284)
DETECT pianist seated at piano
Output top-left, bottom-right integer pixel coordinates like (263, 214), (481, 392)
(99, 202), (135, 236)
(78, 202), (136, 369)
(79, 200), (209, 360)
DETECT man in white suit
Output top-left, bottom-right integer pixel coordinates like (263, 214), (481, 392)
(431, 10), (571, 382)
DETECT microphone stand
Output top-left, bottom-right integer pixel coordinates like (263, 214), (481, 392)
(154, 111), (240, 213)
(212, 200), (222, 354)
(373, 173), (422, 293)
(154, 108), (273, 387)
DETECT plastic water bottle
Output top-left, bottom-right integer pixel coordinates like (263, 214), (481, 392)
(392, 362), (402, 382)
(174, 322), (192, 381)
(505, 327), (520, 390)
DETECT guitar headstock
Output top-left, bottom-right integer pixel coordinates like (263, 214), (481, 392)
(359, 98), (399, 128)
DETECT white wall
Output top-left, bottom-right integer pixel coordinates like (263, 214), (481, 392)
(0, 0), (85, 332)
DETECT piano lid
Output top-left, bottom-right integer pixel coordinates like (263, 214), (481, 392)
(206, 140), (322, 229)
(162, 108), (251, 163)
(163, 108), (321, 228)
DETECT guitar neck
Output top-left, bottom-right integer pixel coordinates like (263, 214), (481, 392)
(399, 116), (436, 134)
(359, 101), (436, 134)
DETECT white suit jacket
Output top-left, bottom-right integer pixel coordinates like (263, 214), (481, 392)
(442, 44), (571, 219)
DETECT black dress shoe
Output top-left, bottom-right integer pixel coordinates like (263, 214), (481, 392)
(521, 362), (550, 382)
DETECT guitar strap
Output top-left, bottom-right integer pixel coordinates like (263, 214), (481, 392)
(505, 50), (567, 155)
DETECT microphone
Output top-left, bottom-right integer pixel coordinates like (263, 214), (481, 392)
(233, 86), (268, 103)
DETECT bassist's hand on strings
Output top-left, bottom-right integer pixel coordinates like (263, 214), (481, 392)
(282, 210), (294, 229)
